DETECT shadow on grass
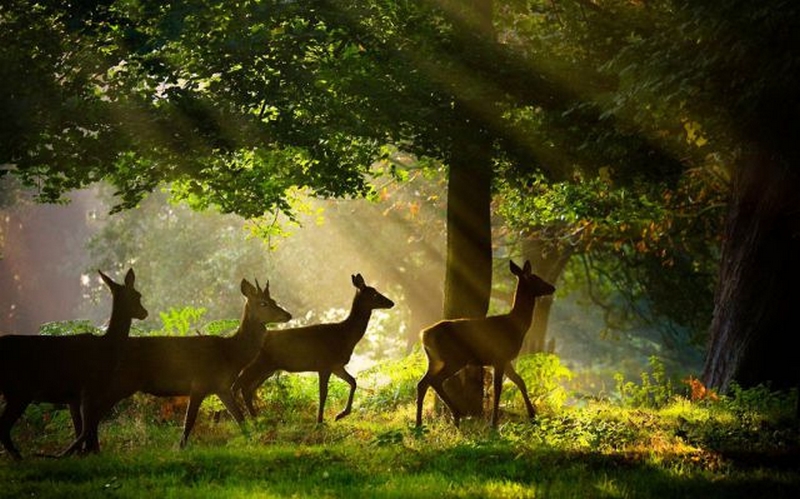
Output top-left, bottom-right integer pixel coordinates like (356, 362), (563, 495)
(3, 441), (800, 498)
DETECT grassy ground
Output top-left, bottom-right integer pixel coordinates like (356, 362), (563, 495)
(2, 356), (799, 498)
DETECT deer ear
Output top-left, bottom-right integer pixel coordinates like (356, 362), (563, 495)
(352, 274), (366, 289)
(509, 260), (522, 275)
(124, 268), (136, 287)
(241, 278), (256, 297)
(523, 260), (532, 274)
(98, 270), (116, 289)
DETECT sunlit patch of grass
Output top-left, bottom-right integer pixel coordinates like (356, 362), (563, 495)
(2, 360), (799, 498)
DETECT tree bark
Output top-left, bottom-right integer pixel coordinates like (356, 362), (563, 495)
(439, 0), (495, 418)
(440, 146), (493, 416)
(702, 150), (800, 392)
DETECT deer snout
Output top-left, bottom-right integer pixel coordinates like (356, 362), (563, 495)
(136, 306), (149, 320)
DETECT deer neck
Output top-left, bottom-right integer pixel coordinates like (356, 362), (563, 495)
(234, 309), (266, 347)
(104, 300), (133, 341)
(342, 293), (373, 345)
(508, 282), (537, 336)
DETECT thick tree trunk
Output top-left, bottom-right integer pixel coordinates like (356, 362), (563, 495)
(442, 154), (493, 322)
(520, 238), (571, 355)
(439, 0), (495, 418)
(702, 151), (800, 393)
(439, 112), (494, 417)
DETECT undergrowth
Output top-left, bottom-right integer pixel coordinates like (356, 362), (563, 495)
(2, 353), (799, 498)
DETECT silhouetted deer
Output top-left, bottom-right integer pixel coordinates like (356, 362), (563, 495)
(416, 260), (555, 428)
(0, 269), (147, 460)
(233, 274), (394, 423)
(62, 278), (291, 454)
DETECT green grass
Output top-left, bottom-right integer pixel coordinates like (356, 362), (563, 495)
(2, 356), (799, 498)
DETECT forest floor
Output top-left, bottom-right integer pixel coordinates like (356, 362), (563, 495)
(2, 356), (800, 498)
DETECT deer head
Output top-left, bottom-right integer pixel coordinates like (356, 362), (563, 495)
(352, 273), (395, 311)
(240, 278), (292, 324)
(99, 268), (148, 321)
(510, 260), (556, 298)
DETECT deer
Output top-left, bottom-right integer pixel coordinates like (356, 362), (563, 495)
(233, 273), (394, 424)
(415, 260), (555, 429)
(0, 268), (147, 460)
(61, 278), (291, 455)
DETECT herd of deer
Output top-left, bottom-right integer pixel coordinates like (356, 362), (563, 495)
(0, 260), (554, 460)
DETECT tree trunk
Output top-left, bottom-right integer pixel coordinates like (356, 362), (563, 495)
(702, 150), (800, 393)
(440, 150), (493, 416)
(520, 238), (572, 355)
(439, 0), (495, 418)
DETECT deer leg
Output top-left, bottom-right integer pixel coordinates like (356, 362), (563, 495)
(60, 433), (86, 458)
(491, 364), (506, 428)
(417, 359), (449, 427)
(88, 395), (121, 454)
(332, 367), (356, 421)
(68, 401), (83, 439)
(180, 394), (204, 448)
(317, 371), (331, 424)
(242, 369), (275, 418)
(0, 397), (29, 460)
(60, 399), (89, 458)
(415, 374), (429, 427)
(217, 390), (245, 430)
(504, 362), (536, 420)
(78, 400), (102, 455)
(234, 354), (273, 418)
(67, 400), (100, 455)
(83, 426), (101, 454)
(61, 396), (106, 457)
(78, 422), (103, 455)
(425, 365), (464, 427)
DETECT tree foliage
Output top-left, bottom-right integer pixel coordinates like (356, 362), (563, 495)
(2, 1), (684, 213)
(4, 0), (796, 391)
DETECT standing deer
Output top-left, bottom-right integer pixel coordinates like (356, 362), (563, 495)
(0, 269), (147, 460)
(62, 278), (291, 454)
(233, 274), (394, 423)
(416, 260), (555, 428)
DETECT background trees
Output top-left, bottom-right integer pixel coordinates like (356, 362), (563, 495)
(2, 0), (797, 395)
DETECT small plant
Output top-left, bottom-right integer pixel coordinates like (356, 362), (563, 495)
(510, 353), (573, 414)
(359, 349), (428, 412)
(723, 382), (795, 421)
(157, 305), (207, 336)
(614, 356), (676, 408)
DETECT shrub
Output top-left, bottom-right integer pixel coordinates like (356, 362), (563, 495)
(358, 349), (428, 412)
(614, 356), (676, 409)
(38, 320), (101, 336)
(509, 353), (573, 414)
(156, 305), (207, 336)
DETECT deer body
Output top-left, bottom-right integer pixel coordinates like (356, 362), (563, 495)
(234, 274), (394, 423)
(62, 278), (290, 454)
(0, 269), (147, 460)
(416, 260), (555, 428)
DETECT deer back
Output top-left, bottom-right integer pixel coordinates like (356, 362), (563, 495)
(256, 273), (393, 373)
(105, 277), (290, 399)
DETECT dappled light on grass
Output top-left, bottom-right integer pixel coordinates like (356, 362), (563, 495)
(3, 402), (799, 497)
(3, 356), (799, 497)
